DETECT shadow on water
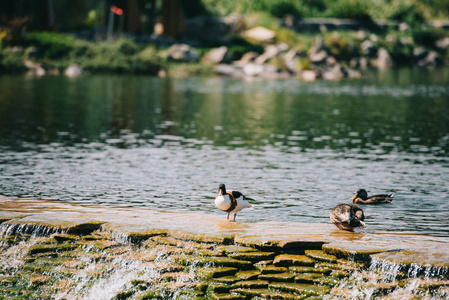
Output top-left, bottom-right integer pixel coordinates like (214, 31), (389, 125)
(0, 67), (449, 236)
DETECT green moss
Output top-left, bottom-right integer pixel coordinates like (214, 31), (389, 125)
(27, 243), (76, 256)
(52, 234), (78, 243)
(113, 290), (135, 300)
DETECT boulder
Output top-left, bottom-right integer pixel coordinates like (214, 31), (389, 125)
(418, 51), (443, 67)
(301, 70), (318, 81)
(360, 40), (375, 57)
(166, 44), (199, 62)
(322, 64), (345, 81)
(242, 26), (276, 43)
(243, 63), (264, 76)
(234, 51), (259, 66)
(413, 47), (428, 61)
(436, 37), (449, 51)
(24, 59), (45, 76)
(371, 48), (394, 68)
(224, 13), (245, 34)
(215, 64), (244, 77)
(64, 64), (84, 77)
(255, 44), (281, 64)
(203, 46), (231, 65)
(309, 50), (328, 64)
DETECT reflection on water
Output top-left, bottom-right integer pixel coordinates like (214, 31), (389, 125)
(1, 68), (449, 236)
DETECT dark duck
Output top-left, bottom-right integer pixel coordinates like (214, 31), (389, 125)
(352, 188), (394, 204)
(330, 203), (366, 231)
(214, 183), (253, 221)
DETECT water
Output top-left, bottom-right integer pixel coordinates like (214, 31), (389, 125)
(1, 68), (449, 236)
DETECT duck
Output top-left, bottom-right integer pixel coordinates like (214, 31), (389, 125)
(352, 188), (394, 204)
(214, 183), (253, 221)
(330, 203), (366, 231)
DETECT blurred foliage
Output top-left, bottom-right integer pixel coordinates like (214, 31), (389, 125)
(84, 9), (104, 28)
(324, 33), (357, 61)
(25, 32), (75, 59)
(0, 49), (26, 73)
(412, 28), (448, 48)
(324, 0), (373, 22)
(200, 0), (448, 27)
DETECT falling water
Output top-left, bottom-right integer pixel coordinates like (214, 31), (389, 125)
(326, 257), (449, 299)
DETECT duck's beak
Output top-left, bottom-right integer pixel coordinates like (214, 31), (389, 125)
(359, 220), (366, 228)
(218, 190), (223, 196)
(352, 193), (358, 201)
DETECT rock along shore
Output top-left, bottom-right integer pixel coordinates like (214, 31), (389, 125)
(0, 196), (448, 299)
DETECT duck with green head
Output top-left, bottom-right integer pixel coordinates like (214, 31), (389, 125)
(352, 188), (394, 204)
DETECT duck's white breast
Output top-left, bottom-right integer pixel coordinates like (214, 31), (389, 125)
(214, 194), (231, 211)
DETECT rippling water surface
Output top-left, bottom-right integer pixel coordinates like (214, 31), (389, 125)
(1, 68), (449, 236)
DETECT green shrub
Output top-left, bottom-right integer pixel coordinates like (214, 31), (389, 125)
(325, 0), (373, 22)
(0, 49), (25, 73)
(25, 32), (75, 59)
(266, 0), (303, 18)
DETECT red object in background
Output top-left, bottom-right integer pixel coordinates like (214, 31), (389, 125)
(110, 5), (123, 16)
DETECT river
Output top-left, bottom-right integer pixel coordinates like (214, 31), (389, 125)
(1, 67), (449, 236)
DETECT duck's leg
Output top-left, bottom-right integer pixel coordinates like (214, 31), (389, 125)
(226, 212), (230, 220)
(233, 213), (237, 221)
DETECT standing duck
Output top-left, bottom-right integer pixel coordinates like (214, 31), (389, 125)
(214, 183), (253, 221)
(330, 203), (366, 231)
(352, 189), (394, 204)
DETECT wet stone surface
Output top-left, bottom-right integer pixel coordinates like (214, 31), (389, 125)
(0, 198), (449, 299)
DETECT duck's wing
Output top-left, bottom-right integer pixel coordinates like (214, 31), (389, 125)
(367, 194), (393, 203)
(330, 205), (351, 224)
(231, 190), (255, 202)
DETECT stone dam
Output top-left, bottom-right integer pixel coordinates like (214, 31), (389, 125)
(0, 196), (448, 299)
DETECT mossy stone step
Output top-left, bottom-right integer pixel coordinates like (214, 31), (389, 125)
(214, 276), (240, 284)
(232, 280), (269, 289)
(269, 282), (331, 296)
(230, 288), (271, 298)
(228, 251), (276, 262)
(273, 254), (315, 267)
(258, 272), (296, 282)
(322, 243), (388, 261)
(294, 273), (324, 284)
(27, 243), (77, 256)
(235, 270), (261, 281)
(208, 282), (231, 293)
(305, 250), (337, 263)
(195, 267), (238, 280)
(215, 245), (258, 254)
(51, 234), (78, 243)
(260, 290), (307, 299)
(289, 266), (333, 275)
(169, 230), (233, 245)
(256, 265), (288, 274)
(208, 292), (246, 300)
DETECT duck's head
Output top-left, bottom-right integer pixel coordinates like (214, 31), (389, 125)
(218, 183), (226, 196)
(352, 189), (368, 202)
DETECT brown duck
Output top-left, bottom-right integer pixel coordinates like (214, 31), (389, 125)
(330, 203), (366, 231)
(352, 189), (394, 204)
